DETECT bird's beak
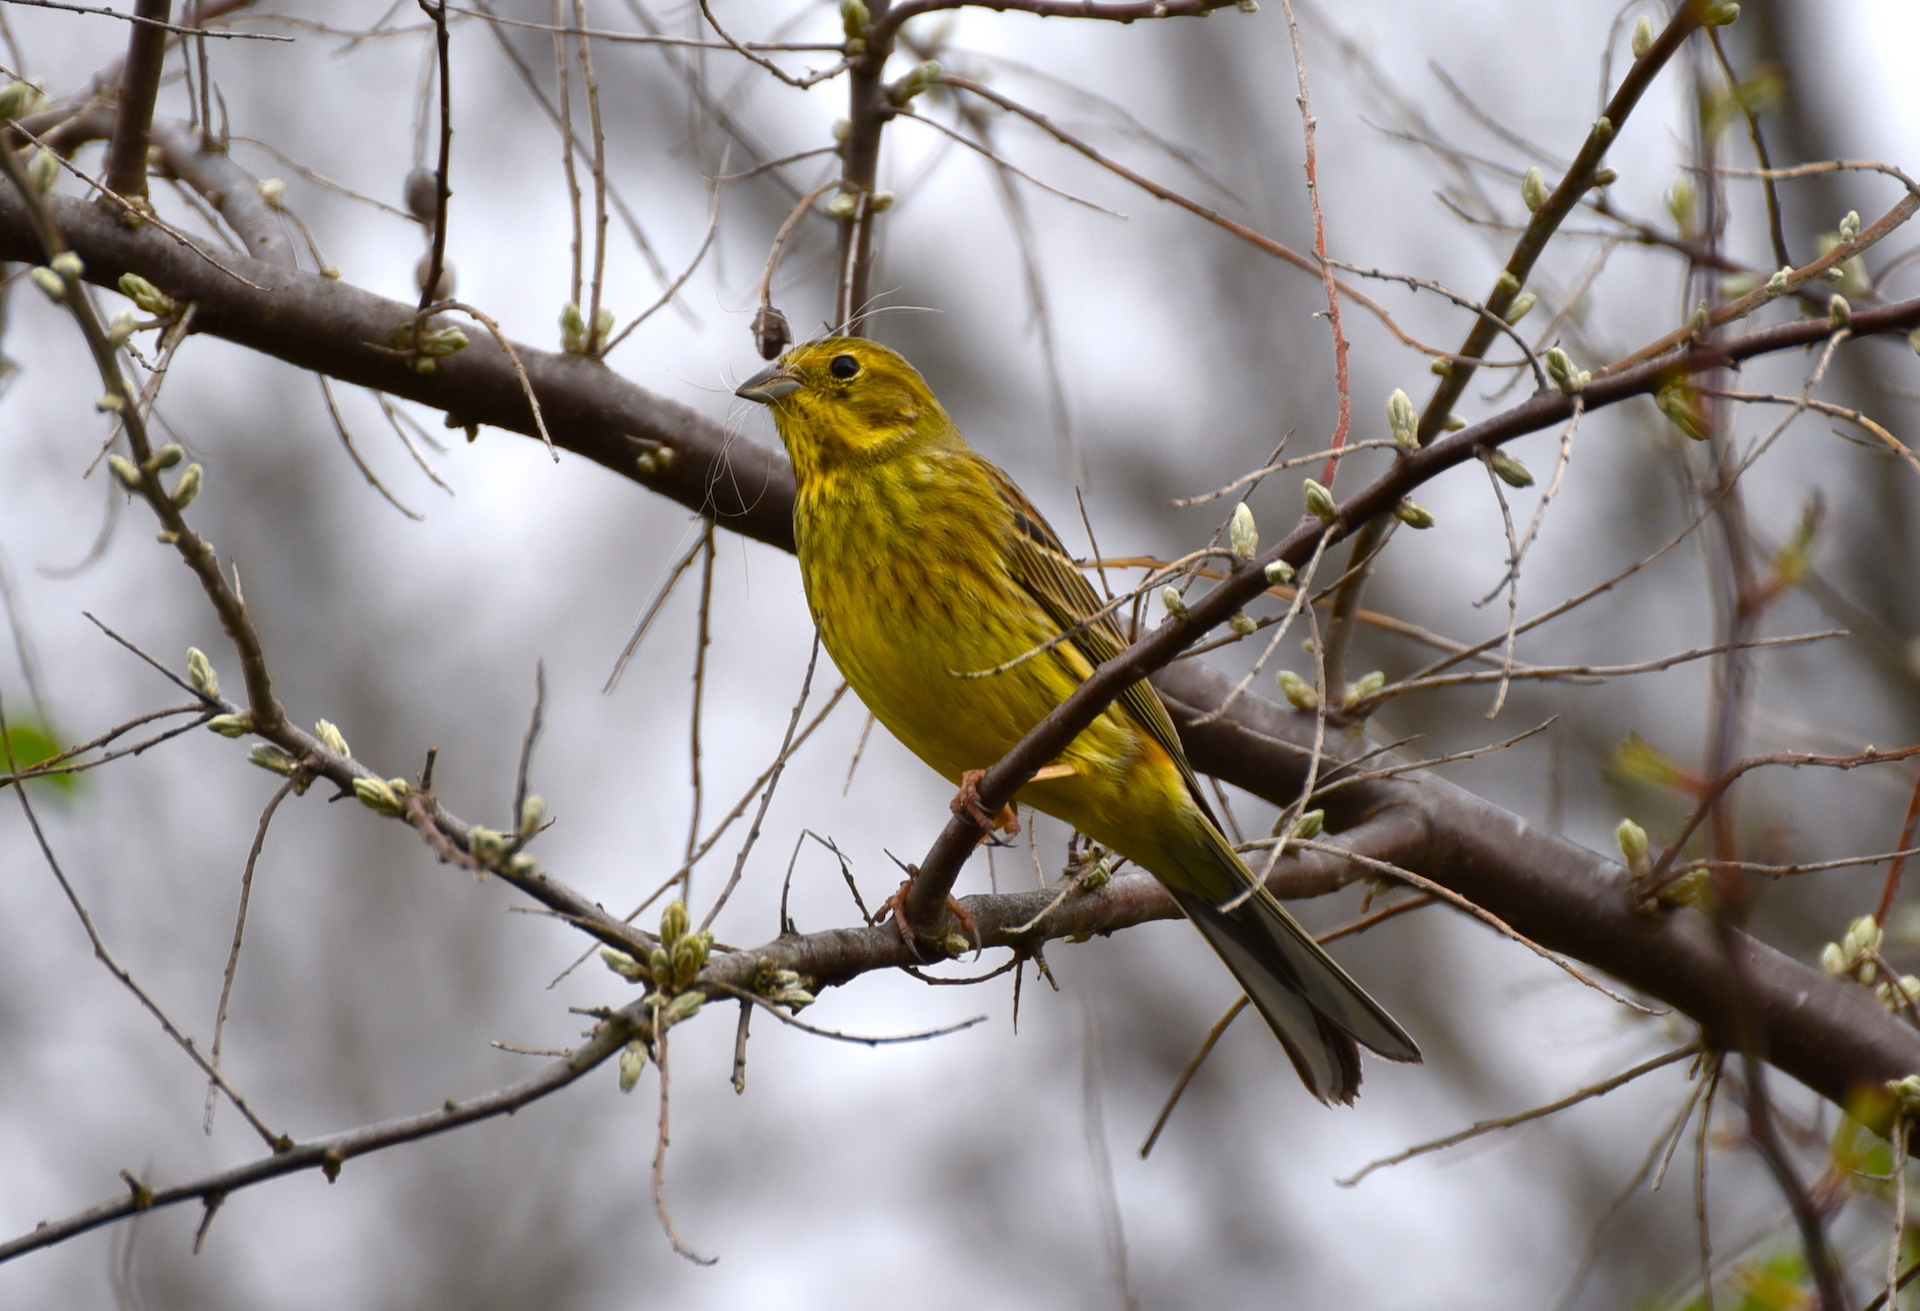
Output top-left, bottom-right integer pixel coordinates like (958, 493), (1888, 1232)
(735, 362), (801, 403)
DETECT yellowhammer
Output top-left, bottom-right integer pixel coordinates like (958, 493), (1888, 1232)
(737, 337), (1419, 1102)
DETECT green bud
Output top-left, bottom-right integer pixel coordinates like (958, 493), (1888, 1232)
(1839, 210), (1861, 242)
(649, 947), (672, 984)
(27, 149), (58, 194)
(1394, 500), (1435, 529)
(1301, 478), (1337, 523)
(1229, 502), (1258, 560)
(50, 250), (83, 279)
(559, 301), (589, 354)
(1429, 356), (1453, 377)
(1501, 290), (1537, 325)
(618, 1039), (647, 1092)
(1764, 265), (1791, 296)
(147, 443), (184, 471)
(257, 177), (285, 208)
(602, 948), (646, 983)
(186, 647), (218, 698)
(1493, 271), (1521, 299)
(839, 0), (869, 38)
(1487, 448), (1534, 488)
(868, 191), (895, 214)
(1521, 166), (1550, 213)
(94, 393), (125, 414)
(1276, 669), (1317, 711)
(107, 311), (139, 348)
(417, 325), (468, 359)
(168, 463), (202, 509)
(1345, 669), (1385, 704)
(1263, 559), (1294, 586)
(29, 266), (65, 300)
(831, 118), (851, 144)
(1827, 294), (1851, 330)
(661, 990), (705, 1026)
(660, 899), (689, 948)
(1544, 346), (1588, 395)
(248, 743), (296, 776)
(1386, 388), (1417, 450)
(1290, 809), (1324, 840)
(1228, 613), (1258, 636)
(1615, 818), (1648, 867)
(1655, 380), (1710, 441)
(314, 719), (349, 755)
(352, 776), (405, 815)
(0, 80), (37, 120)
(506, 852), (538, 877)
(1592, 116), (1613, 143)
(1590, 167), (1618, 189)
(825, 191), (859, 220)
(671, 931), (712, 989)
(107, 454), (143, 490)
(1703, 1), (1738, 25)
(518, 794), (546, 837)
(1161, 586), (1187, 617)
(1630, 15), (1654, 58)
(466, 825), (505, 864)
(1889, 1074), (1920, 1109)
(118, 273), (178, 316)
(207, 712), (252, 737)
(896, 60), (942, 102)
(1444, 414), (1467, 431)
(1665, 177), (1696, 235)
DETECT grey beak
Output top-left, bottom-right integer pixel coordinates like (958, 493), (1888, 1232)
(736, 362), (801, 403)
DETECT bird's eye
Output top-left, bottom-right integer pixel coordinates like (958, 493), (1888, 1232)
(829, 354), (860, 380)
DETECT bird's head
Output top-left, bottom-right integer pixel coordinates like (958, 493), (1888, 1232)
(736, 337), (950, 479)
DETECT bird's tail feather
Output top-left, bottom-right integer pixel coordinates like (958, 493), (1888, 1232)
(1162, 833), (1421, 1105)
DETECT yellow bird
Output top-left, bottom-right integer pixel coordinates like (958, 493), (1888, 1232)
(737, 337), (1419, 1102)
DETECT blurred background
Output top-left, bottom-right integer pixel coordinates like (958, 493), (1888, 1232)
(0, 0), (1917, 1306)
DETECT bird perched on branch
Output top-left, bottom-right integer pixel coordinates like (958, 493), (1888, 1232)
(737, 337), (1419, 1102)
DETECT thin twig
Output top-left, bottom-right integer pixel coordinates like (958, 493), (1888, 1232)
(204, 777), (296, 1133)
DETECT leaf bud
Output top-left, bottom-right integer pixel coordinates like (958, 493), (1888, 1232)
(1592, 116), (1613, 143)
(1838, 210), (1861, 242)
(1345, 669), (1385, 705)
(840, 0), (869, 38)
(1544, 346), (1587, 395)
(671, 931), (712, 988)
(1655, 380), (1710, 441)
(1301, 478), (1337, 523)
(1263, 559), (1294, 586)
(1665, 177), (1696, 235)
(559, 301), (589, 354)
(1703, 2), (1738, 25)
(107, 311), (139, 348)
(868, 191), (895, 213)
(27, 148), (58, 194)
(1238, 0), (1258, 10)
(168, 463), (202, 509)
(1429, 356), (1453, 377)
(506, 852), (538, 877)
(1290, 809), (1324, 840)
(353, 776), (405, 815)
(1160, 586), (1187, 617)
(1275, 670), (1317, 711)
(518, 794), (546, 837)
(249, 743), (297, 776)
(1228, 613), (1258, 636)
(1394, 500), (1435, 529)
(147, 443), (184, 471)
(186, 647), (219, 698)
(1590, 167), (1618, 189)
(618, 1039), (647, 1092)
(1501, 290), (1537, 325)
(257, 177), (286, 208)
(1820, 941), (1847, 976)
(649, 947), (672, 983)
(825, 190), (859, 220)
(29, 266), (65, 300)
(1493, 271), (1520, 299)
(831, 118), (852, 144)
(467, 825), (505, 864)
(661, 990), (705, 1026)
(1521, 166), (1550, 213)
(1827, 294), (1851, 330)
(417, 325), (468, 359)
(1444, 415), (1467, 431)
(1630, 15), (1654, 58)
(1386, 388), (1417, 450)
(94, 393), (125, 414)
(1615, 818), (1648, 867)
(896, 60), (942, 102)
(0, 80), (37, 120)
(314, 719), (349, 755)
(1764, 265), (1791, 296)
(660, 899), (690, 948)
(1487, 448), (1534, 488)
(118, 273), (178, 315)
(107, 454), (143, 490)
(50, 250), (83, 279)
(602, 947), (647, 983)
(207, 712), (253, 737)
(1229, 501), (1258, 560)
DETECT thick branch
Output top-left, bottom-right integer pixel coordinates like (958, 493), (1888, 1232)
(99, 0), (172, 203)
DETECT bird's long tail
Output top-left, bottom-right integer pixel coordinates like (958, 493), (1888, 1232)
(1159, 826), (1421, 1105)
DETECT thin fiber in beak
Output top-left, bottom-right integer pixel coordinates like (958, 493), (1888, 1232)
(736, 362), (800, 403)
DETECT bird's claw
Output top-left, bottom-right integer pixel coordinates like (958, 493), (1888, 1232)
(952, 769), (1020, 837)
(880, 876), (981, 959)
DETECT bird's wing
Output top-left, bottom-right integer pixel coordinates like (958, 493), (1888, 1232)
(981, 463), (1220, 825)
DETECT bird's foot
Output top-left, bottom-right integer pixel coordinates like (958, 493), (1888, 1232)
(952, 769), (1020, 837)
(880, 877), (981, 959)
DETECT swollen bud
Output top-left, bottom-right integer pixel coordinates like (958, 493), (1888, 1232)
(1839, 210), (1861, 243)
(352, 777), (406, 815)
(168, 463), (202, 509)
(660, 899), (690, 948)
(1301, 479), (1337, 523)
(1276, 670), (1317, 711)
(1521, 167), (1550, 213)
(28, 266), (65, 301)
(1290, 809), (1324, 840)
(27, 149), (58, 194)
(1161, 586), (1187, 617)
(1229, 502), (1258, 560)
(207, 712), (253, 737)
(1487, 448), (1534, 488)
(1655, 380), (1710, 441)
(107, 454), (143, 490)
(518, 794), (546, 838)
(1501, 291), (1537, 325)
(1344, 669), (1385, 706)
(1630, 15), (1654, 58)
(602, 948), (646, 983)
(1228, 613), (1258, 636)
(50, 251), (83, 279)
(559, 301), (589, 354)
(1386, 388), (1417, 450)
(1544, 346), (1588, 395)
(618, 1039), (647, 1092)
(1703, 1), (1738, 25)
(1615, 818), (1648, 868)
(118, 273), (179, 316)
(1827, 294), (1851, 330)
(315, 719), (350, 756)
(1394, 500), (1435, 529)
(1263, 559), (1294, 586)
(248, 743), (296, 776)
(186, 648), (219, 699)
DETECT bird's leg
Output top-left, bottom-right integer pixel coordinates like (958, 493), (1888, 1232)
(879, 877), (981, 957)
(952, 769), (1020, 837)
